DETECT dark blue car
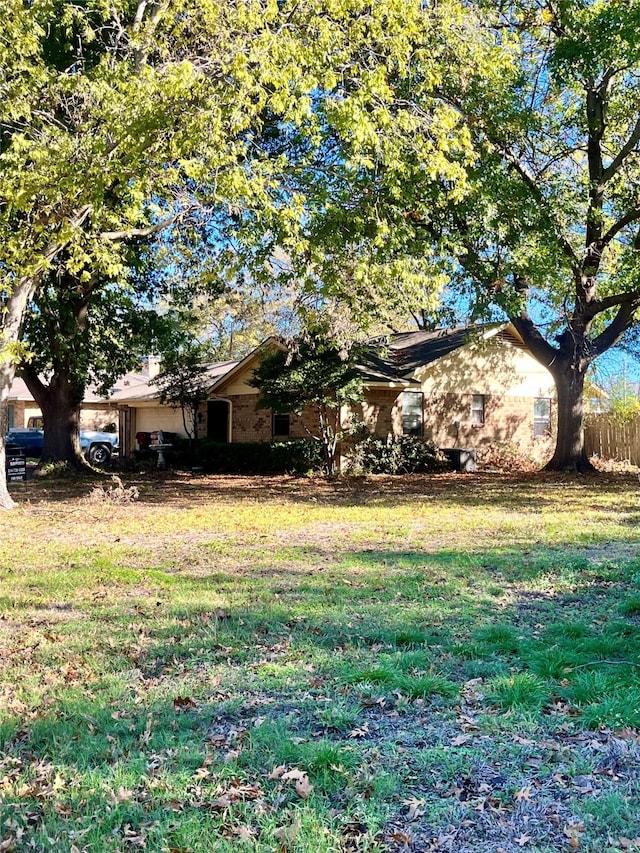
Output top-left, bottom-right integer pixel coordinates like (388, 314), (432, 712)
(6, 427), (118, 465)
(5, 428), (44, 457)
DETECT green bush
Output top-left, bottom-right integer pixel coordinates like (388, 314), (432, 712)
(347, 434), (449, 474)
(172, 438), (323, 475)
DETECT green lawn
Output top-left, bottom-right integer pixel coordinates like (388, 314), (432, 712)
(1, 471), (640, 852)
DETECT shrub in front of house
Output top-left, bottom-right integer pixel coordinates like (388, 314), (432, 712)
(347, 434), (449, 475)
(172, 439), (324, 475)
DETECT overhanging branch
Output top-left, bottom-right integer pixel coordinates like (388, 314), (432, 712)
(509, 312), (560, 372)
(100, 208), (191, 242)
(600, 205), (640, 248)
(602, 114), (640, 183)
(583, 288), (640, 321)
(591, 298), (640, 358)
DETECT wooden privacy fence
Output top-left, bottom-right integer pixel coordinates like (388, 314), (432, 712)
(584, 414), (640, 464)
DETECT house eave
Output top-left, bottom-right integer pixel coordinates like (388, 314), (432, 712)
(208, 336), (284, 394)
(364, 379), (420, 389)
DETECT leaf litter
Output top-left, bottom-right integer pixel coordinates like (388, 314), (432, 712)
(2, 472), (640, 852)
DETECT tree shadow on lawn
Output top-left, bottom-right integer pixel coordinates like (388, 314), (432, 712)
(3, 543), (640, 851)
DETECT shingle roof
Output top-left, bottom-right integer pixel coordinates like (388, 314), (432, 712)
(358, 326), (490, 383)
(9, 372), (150, 403)
(109, 361), (238, 403)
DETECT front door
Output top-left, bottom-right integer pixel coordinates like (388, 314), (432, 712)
(207, 400), (229, 443)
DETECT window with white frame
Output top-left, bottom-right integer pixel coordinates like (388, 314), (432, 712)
(471, 394), (485, 425)
(533, 397), (551, 437)
(400, 391), (424, 436)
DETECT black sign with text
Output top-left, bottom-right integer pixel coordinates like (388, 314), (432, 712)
(6, 448), (27, 483)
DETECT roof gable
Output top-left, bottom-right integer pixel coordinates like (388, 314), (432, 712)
(359, 324), (507, 383)
(208, 337), (285, 394)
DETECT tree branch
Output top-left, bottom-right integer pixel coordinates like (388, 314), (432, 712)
(510, 314), (561, 371)
(18, 361), (48, 403)
(583, 288), (640, 321)
(100, 209), (189, 242)
(591, 298), (640, 358)
(507, 278), (561, 371)
(600, 205), (640, 248)
(500, 150), (580, 272)
(602, 114), (640, 183)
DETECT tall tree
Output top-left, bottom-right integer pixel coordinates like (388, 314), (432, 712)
(18, 254), (172, 466)
(0, 0), (263, 504)
(300, 0), (640, 471)
(444, 0), (640, 471)
(0, 0), (476, 505)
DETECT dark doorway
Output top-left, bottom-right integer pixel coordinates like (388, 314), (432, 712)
(207, 401), (229, 443)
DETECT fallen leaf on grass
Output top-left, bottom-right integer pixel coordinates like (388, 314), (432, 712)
(281, 769), (313, 799)
(173, 696), (198, 712)
(514, 785), (533, 802)
(613, 728), (640, 742)
(223, 748), (242, 763)
(360, 696), (386, 709)
(274, 819), (301, 848)
(515, 834), (532, 846)
(349, 723), (370, 739)
(212, 781), (263, 810)
(207, 733), (227, 747)
(403, 797), (425, 821)
(451, 734), (472, 746)
(564, 822), (585, 849)
(223, 825), (255, 842)
(122, 825), (146, 847)
(386, 828), (413, 848)
(108, 786), (134, 805)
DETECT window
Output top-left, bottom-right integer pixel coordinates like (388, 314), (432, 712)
(273, 413), (291, 437)
(401, 391), (423, 436)
(534, 397), (551, 437)
(7, 405), (14, 429)
(471, 394), (485, 425)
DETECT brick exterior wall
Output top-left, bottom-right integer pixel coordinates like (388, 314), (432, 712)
(214, 388), (552, 452)
(225, 395), (320, 443)
(8, 401), (27, 428)
(348, 390), (399, 438)
(9, 400), (118, 430)
(349, 389), (550, 450)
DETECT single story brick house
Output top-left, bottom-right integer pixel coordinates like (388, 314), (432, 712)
(112, 323), (556, 459)
(7, 375), (132, 431)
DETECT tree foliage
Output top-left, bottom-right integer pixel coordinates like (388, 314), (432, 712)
(250, 331), (364, 475)
(283, 0), (640, 472)
(1, 0), (470, 506)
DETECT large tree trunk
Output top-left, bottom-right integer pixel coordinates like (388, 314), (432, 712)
(1, 277), (42, 509)
(545, 363), (595, 473)
(23, 369), (86, 468)
(0, 359), (16, 510)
